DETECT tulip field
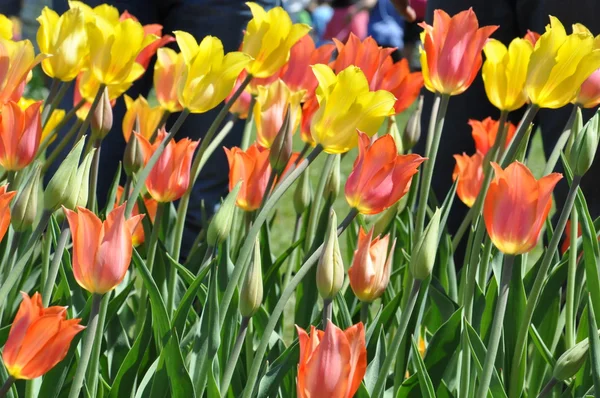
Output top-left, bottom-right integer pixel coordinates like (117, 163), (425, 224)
(1, 1), (600, 397)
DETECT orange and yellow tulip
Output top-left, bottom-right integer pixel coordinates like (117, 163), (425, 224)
(226, 70), (253, 119)
(64, 203), (143, 294)
(18, 97), (64, 144)
(135, 128), (199, 203)
(154, 47), (184, 113)
(484, 162), (562, 254)
(453, 152), (484, 208)
(420, 9), (497, 95)
(115, 186), (157, 247)
(348, 228), (395, 302)
(224, 143), (271, 211)
(524, 30), (540, 46)
(378, 57), (424, 115)
(469, 117), (517, 155)
(0, 185), (16, 242)
(345, 132), (425, 215)
(575, 68), (600, 108)
(296, 321), (367, 398)
(2, 292), (84, 380)
(254, 79), (304, 148)
(119, 11), (174, 70)
(0, 100), (42, 171)
(0, 39), (45, 104)
(300, 95), (318, 146)
(122, 95), (164, 142)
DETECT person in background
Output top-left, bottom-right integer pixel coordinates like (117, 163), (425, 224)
(307, 0), (334, 45)
(367, 0), (404, 61)
(323, 0), (375, 42)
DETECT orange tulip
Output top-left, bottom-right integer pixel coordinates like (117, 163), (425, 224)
(575, 68), (600, 108)
(115, 186), (157, 246)
(0, 184), (16, 242)
(226, 70), (253, 119)
(0, 100), (42, 171)
(345, 132), (425, 215)
(484, 162), (562, 255)
(348, 228), (396, 302)
(153, 47), (184, 113)
(2, 292), (84, 380)
(296, 321), (367, 398)
(378, 57), (424, 115)
(420, 9), (498, 95)
(122, 94), (164, 142)
(224, 143), (271, 211)
(64, 203), (143, 294)
(453, 152), (484, 208)
(469, 117), (517, 155)
(0, 39), (45, 104)
(300, 95), (318, 146)
(136, 128), (199, 203)
(524, 30), (540, 46)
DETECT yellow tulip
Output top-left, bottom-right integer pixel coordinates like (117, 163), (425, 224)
(525, 17), (600, 109)
(0, 14), (14, 40)
(17, 98), (65, 144)
(122, 95), (164, 142)
(309, 64), (396, 154)
(175, 31), (251, 114)
(78, 70), (132, 103)
(0, 39), (46, 104)
(242, 2), (310, 78)
(482, 38), (533, 111)
(154, 47), (184, 113)
(36, 7), (88, 82)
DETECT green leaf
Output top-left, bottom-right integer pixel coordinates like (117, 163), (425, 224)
(365, 329), (387, 394)
(587, 296), (600, 393)
(172, 263), (211, 338)
(411, 336), (435, 398)
(257, 340), (300, 398)
(164, 330), (196, 397)
(334, 293), (353, 330)
(103, 162), (121, 215)
(529, 325), (557, 368)
(134, 358), (159, 398)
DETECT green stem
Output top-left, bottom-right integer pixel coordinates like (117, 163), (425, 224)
(282, 214), (303, 288)
(259, 169), (278, 212)
(241, 94), (256, 151)
(166, 252), (178, 317)
(543, 104), (579, 176)
(477, 237), (494, 291)
(500, 104), (539, 167)
(371, 279), (422, 398)
(322, 298), (332, 329)
(87, 140), (101, 212)
(241, 208), (358, 398)
(360, 302), (369, 325)
(42, 119), (82, 173)
(537, 377), (558, 398)
(42, 79), (60, 111)
(303, 154), (335, 252)
(0, 231), (20, 285)
(68, 293), (102, 398)
(296, 143), (310, 165)
(476, 255), (514, 398)
(0, 376), (14, 398)
(74, 84), (106, 144)
(566, 206), (578, 348)
(87, 294), (109, 398)
(508, 176), (581, 398)
(220, 316), (249, 394)
(42, 81), (69, 129)
(42, 222), (70, 306)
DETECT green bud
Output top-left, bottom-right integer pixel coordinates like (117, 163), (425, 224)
(553, 338), (590, 381)
(123, 133), (145, 177)
(91, 87), (112, 140)
(565, 107), (583, 158)
(70, 149), (95, 209)
(388, 116), (404, 154)
(240, 239), (264, 317)
(409, 208), (441, 280)
(569, 110), (600, 176)
(403, 96), (423, 151)
(317, 210), (344, 300)
(294, 165), (312, 215)
(44, 137), (85, 211)
(373, 202), (399, 237)
(269, 104), (293, 175)
(11, 164), (41, 232)
(324, 155), (341, 200)
(207, 182), (241, 247)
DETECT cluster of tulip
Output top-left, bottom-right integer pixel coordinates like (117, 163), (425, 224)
(0, 1), (599, 397)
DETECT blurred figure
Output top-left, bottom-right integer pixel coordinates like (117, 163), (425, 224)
(368, 0), (404, 61)
(307, 0), (334, 45)
(323, 0), (374, 42)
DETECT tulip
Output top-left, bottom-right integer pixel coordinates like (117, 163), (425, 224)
(525, 18), (600, 109)
(0, 14), (14, 40)
(0, 185), (16, 242)
(154, 48), (184, 113)
(254, 79), (304, 149)
(410, 208), (441, 280)
(226, 70), (253, 119)
(91, 87), (112, 139)
(207, 183), (241, 247)
(300, 95), (318, 146)
(482, 38), (534, 111)
(403, 96), (424, 150)
(122, 95), (164, 142)
(483, 162), (562, 254)
(317, 210), (344, 300)
(2, 292), (84, 380)
(345, 132), (425, 215)
(74, 71), (119, 118)
(348, 228), (395, 302)
(575, 68), (600, 108)
(10, 165), (41, 232)
(135, 128), (199, 203)
(0, 101), (42, 171)
(296, 321), (367, 398)
(240, 239), (264, 317)
(561, 220), (584, 254)
(378, 57), (424, 115)
(0, 39), (45, 104)
(242, 2), (311, 78)
(310, 64), (396, 154)
(419, 9), (498, 95)
(123, 131), (145, 177)
(64, 203), (144, 294)
(115, 186), (157, 247)
(453, 152), (484, 208)
(469, 117), (517, 155)
(119, 11), (175, 70)
(18, 97), (64, 144)
(36, 7), (88, 81)
(224, 143), (271, 211)
(553, 337), (590, 381)
(524, 30), (540, 46)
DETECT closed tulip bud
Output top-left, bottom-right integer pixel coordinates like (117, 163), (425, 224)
(123, 131), (145, 177)
(269, 104), (294, 175)
(294, 166), (312, 215)
(566, 108), (584, 158)
(207, 182), (242, 247)
(324, 155), (341, 200)
(11, 164), (41, 232)
(569, 111), (600, 176)
(91, 87), (112, 139)
(388, 117), (404, 154)
(553, 338), (590, 381)
(240, 239), (264, 317)
(44, 137), (85, 211)
(317, 210), (344, 300)
(71, 149), (95, 210)
(403, 96), (423, 151)
(409, 208), (441, 280)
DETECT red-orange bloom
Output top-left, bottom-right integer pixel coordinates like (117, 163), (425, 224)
(64, 203), (144, 294)
(227, 70), (254, 119)
(420, 9), (498, 95)
(115, 186), (157, 247)
(345, 132), (425, 215)
(0, 184), (16, 242)
(296, 321), (367, 398)
(576, 68), (600, 108)
(224, 143), (271, 211)
(378, 57), (424, 114)
(0, 100), (42, 171)
(469, 117), (517, 155)
(119, 10), (174, 70)
(453, 152), (484, 208)
(348, 228), (395, 302)
(300, 95), (318, 146)
(136, 128), (199, 202)
(524, 29), (540, 46)
(2, 292), (84, 380)
(484, 162), (562, 255)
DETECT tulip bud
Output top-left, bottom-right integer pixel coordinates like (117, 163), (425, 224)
(553, 338), (590, 381)
(403, 96), (423, 151)
(269, 104), (293, 175)
(317, 210), (344, 300)
(207, 182), (242, 247)
(569, 110), (600, 176)
(373, 202), (399, 237)
(91, 87), (112, 139)
(409, 208), (441, 280)
(565, 107), (583, 158)
(240, 239), (264, 317)
(123, 134), (145, 177)
(324, 155), (341, 200)
(44, 137), (85, 211)
(11, 164), (41, 232)
(71, 149), (95, 209)
(294, 165), (312, 215)
(388, 116), (404, 154)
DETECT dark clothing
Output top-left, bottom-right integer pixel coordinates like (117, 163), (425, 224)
(330, 0), (360, 7)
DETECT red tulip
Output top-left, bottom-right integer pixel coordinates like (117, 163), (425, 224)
(453, 152), (484, 208)
(576, 68), (600, 108)
(469, 117), (517, 155)
(0, 184), (16, 242)
(378, 57), (424, 114)
(115, 186), (157, 247)
(300, 95), (318, 146)
(224, 143), (271, 211)
(0, 101), (41, 171)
